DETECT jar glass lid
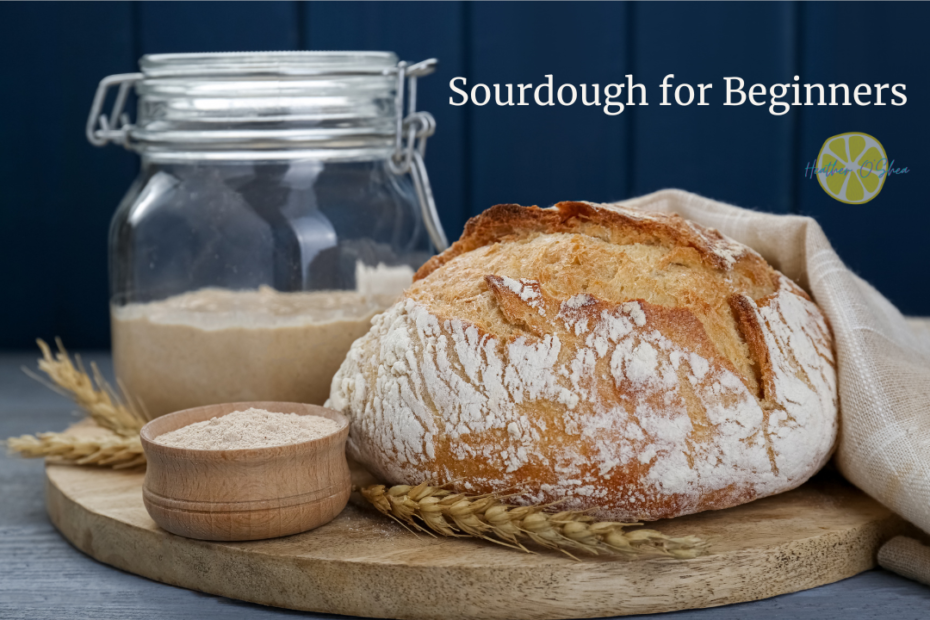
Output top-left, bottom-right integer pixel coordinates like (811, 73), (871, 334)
(139, 51), (400, 78)
(129, 51), (403, 161)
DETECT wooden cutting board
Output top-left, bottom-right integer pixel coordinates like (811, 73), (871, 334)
(46, 463), (907, 620)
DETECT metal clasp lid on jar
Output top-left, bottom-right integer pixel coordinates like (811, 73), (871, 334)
(86, 51), (448, 252)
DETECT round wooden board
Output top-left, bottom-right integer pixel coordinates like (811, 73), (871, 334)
(46, 463), (907, 620)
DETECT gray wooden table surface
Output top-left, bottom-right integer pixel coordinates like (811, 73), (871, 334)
(2, 351), (929, 620)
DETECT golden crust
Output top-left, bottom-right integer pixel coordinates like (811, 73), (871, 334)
(416, 201), (777, 282)
(331, 201), (838, 521)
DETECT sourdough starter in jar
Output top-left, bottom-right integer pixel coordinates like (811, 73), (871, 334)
(112, 265), (413, 418)
(93, 52), (445, 419)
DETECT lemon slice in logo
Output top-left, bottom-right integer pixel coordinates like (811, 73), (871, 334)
(816, 132), (888, 204)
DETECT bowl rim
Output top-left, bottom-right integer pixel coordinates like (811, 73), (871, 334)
(140, 401), (349, 460)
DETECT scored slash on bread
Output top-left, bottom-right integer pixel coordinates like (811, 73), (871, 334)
(328, 201), (838, 521)
(415, 201), (763, 281)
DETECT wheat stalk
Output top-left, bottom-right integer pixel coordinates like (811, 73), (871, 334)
(6, 433), (145, 469)
(360, 481), (708, 559)
(5, 339), (148, 467)
(31, 338), (147, 436)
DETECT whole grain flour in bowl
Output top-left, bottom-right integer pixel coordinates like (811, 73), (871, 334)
(154, 407), (341, 450)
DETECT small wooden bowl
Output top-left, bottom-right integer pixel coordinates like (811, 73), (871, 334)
(140, 401), (350, 542)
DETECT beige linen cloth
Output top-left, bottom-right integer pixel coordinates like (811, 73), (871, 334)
(616, 189), (930, 583)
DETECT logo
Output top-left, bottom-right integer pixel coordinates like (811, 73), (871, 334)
(804, 132), (909, 204)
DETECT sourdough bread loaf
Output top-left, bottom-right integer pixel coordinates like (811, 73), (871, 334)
(327, 201), (838, 520)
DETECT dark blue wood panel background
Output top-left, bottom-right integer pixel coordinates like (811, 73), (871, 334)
(631, 2), (798, 213)
(469, 2), (630, 214)
(798, 2), (930, 315)
(1, 1), (927, 349)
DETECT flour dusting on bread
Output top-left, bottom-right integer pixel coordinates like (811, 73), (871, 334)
(328, 201), (837, 520)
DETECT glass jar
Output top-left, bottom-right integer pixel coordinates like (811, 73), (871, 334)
(87, 51), (447, 418)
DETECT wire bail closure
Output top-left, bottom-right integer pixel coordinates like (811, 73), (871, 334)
(85, 72), (142, 147)
(387, 59), (447, 252)
(85, 57), (449, 253)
